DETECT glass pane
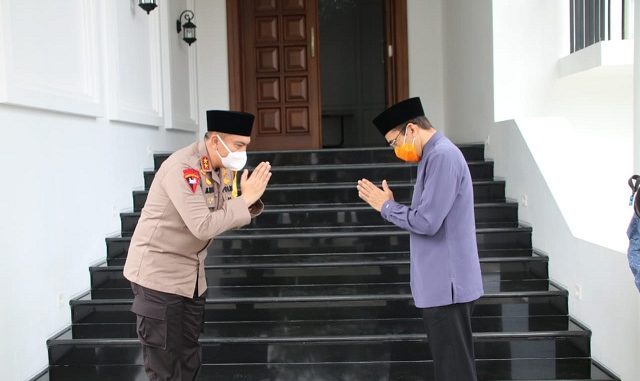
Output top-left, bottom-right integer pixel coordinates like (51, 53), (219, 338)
(319, 0), (386, 148)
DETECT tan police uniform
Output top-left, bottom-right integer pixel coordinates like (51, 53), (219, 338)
(123, 138), (263, 381)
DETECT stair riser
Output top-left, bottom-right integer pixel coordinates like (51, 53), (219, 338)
(91, 256), (547, 289)
(72, 314), (575, 341)
(133, 182), (507, 212)
(49, 337), (589, 366)
(90, 280), (551, 299)
(153, 146), (486, 170)
(71, 296), (569, 324)
(91, 261), (548, 291)
(143, 163), (494, 189)
(106, 230), (532, 259)
(121, 205), (519, 236)
(46, 359), (604, 381)
(106, 248), (536, 267)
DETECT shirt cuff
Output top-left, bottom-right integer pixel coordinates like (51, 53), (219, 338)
(380, 200), (396, 220)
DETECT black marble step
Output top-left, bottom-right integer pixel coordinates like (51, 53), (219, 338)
(41, 360), (618, 381)
(70, 286), (569, 326)
(91, 256), (548, 294)
(153, 144), (486, 170)
(179, 248), (538, 266)
(52, 317), (589, 357)
(143, 161), (494, 190)
(105, 226), (532, 260)
(74, 291), (567, 326)
(92, 278), (549, 300)
(120, 202), (519, 236)
(106, 247), (535, 267)
(72, 314), (579, 341)
(89, 277), (551, 300)
(106, 227), (532, 261)
(132, 180), (507, 212)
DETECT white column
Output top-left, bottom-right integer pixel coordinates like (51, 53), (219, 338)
(635, 0), (640, 172)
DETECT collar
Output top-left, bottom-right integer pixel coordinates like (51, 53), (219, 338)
(198, 139), (220, 184)
(421, 130), (442, 158)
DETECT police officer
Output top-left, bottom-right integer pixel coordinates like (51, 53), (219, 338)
(357, 98), (483, 380)
(123, 110), (271, 380)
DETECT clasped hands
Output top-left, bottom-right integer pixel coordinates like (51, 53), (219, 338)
(240, 162), (272, 207)
(357, 179), (394, 212)
(239, 163), (394, 212)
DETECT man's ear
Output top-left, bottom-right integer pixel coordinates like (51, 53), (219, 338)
(406, 123), (417, 136)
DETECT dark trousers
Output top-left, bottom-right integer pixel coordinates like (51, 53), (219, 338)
(131, 283), (206, 381)
(422, 301), (477, 381)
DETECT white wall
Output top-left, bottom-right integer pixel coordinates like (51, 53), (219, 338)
(0, 1), (198, 379)
(489, 1), (637, 379)
(493, 0), (569, 121)
(544, 65), (633, 251)
(441, 0), (494, 144)
(635, 0), (640, 173)
(194, 0), (230, 135)
(488, 119), (640, 381)
(407, 0), (445, 134)
(492, 0), (634, 253)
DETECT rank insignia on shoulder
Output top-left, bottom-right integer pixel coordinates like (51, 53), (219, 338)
(200, 156), (211, 171)
(183, 168), (200, 193)
(205, 187), (214, 194)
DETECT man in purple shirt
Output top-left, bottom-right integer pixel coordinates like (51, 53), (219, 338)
(357, 97), (483, 381)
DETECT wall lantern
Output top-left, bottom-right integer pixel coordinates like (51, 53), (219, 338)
(138, 0), (157, 14)
(176, 10), (197, 46)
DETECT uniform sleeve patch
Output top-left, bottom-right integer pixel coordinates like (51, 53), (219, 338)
(183, 168), (200, 193)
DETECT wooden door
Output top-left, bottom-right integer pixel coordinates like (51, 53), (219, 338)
(238, 0), (322, 151)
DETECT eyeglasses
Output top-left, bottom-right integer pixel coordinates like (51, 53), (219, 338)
(387, 126), (408, 147)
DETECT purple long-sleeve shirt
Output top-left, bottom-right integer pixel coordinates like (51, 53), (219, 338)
(381, 132), (484, 308)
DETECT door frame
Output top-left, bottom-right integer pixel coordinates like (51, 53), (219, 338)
(226, 0), (408, 112)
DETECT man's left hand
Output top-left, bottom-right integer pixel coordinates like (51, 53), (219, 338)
(357, 179), (394, 212)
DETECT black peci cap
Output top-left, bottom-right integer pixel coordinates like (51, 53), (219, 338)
(372, 97), (425, 136)
(206, 110), (255, 136)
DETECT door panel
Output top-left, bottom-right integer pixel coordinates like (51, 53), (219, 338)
(240, 0), (322, 151)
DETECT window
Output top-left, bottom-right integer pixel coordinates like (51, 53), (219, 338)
(570, 0), (635, 53)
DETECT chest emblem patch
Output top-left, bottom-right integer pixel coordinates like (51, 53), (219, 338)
(183, 168), (200, 193)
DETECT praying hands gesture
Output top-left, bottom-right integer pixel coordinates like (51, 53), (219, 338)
(240, 162), (272, 207)
(357, 179), (394, 212)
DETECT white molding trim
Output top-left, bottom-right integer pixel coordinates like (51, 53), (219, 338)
(161, 0), (199, 132)
(0, 0), (103, 117)
(105, 0), (163, 127)
(558, 40), (633, 78)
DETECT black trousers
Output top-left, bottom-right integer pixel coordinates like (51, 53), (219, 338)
(131, 283), (206, 381)
(422, 301), (477, 381)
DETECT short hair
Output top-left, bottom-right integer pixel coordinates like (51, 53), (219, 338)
(394, 116), (432, 132)
(204, 131), (227, 140)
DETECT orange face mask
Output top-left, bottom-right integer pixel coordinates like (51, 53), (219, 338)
(394, 133), (420, 162)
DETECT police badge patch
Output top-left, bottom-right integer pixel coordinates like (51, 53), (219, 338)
(183, 168), (200, 193)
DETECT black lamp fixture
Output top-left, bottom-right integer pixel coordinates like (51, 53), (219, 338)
(138, 0), (157, 14)
(176, 10), (197, 46)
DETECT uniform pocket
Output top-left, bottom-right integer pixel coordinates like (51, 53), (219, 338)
(132, 295), (167, 349)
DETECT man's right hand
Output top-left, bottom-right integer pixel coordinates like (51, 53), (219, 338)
(240, 162), (272, 206)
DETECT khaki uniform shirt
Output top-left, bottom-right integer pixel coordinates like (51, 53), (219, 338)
(123, 140), (263, 298)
